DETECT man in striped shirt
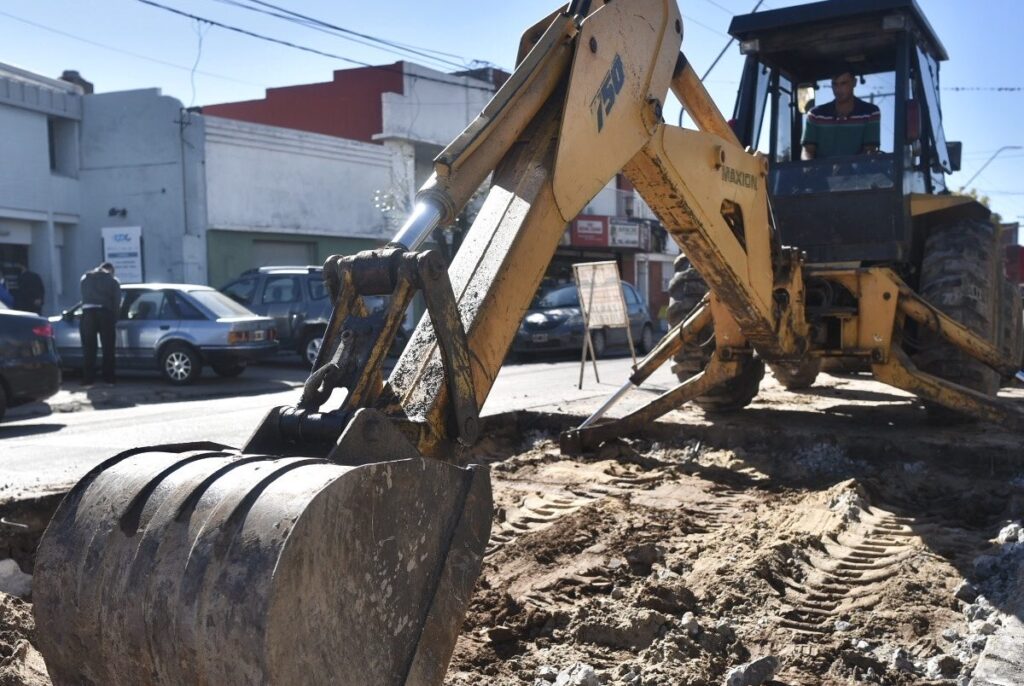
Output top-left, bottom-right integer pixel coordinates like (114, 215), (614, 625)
(801, 71), (880, 160)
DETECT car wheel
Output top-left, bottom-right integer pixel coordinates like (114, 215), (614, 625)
(303, 331), (324, 368)
(637, 324), (655, 355)
(211, 361), (247, 378)
(160, 344), (201, 385)
(0, 384), (7, 422)
(589, 330), (607, 359)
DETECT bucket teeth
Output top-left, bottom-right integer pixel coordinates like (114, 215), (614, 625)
(34, 445), (492, 686)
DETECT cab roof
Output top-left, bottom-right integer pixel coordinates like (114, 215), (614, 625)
(728, 0), (947, 83)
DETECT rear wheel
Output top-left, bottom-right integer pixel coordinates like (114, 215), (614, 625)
(589, 330), (607, 359)
(667, 255), (762, 411)
(996, 277), (1023, 386)
(303, 330), (324, 368)
(771, 358), (822, 390)
(915, 218), (1001, 420)
(160, 344), (201, 385)
(636, 324), (655, 355)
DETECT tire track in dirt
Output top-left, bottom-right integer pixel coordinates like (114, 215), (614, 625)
(777, 507), (917, 635)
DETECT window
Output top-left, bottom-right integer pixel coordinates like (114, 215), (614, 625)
(262, 276), (299, 305)
(307, 276), (328, 301)
(47, 117), (77, 177)
(188, 290), (254, 318)
(223, 278), (256, 305)
(171, 292), (207, 320)
(126, 291), (170, 320)
(623, 283), (640, 305)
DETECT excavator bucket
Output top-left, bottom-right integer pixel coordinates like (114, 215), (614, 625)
(33, 444), (491, 685)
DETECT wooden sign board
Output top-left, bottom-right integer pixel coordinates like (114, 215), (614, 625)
(573, 261), (628, 329)
(572, 261), (635, 387)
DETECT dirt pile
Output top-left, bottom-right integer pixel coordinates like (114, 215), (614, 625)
(444, 434), (1024, 685)
(0, 592), (48, 686)
(1, 424), (1022, 685)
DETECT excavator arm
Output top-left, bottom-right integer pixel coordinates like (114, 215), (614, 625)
(33, 1), (1024, 684)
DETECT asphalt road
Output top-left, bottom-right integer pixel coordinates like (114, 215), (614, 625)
(0, 354), (673, 497)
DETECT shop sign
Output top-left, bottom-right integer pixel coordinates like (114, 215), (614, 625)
(101, 226), (144, 283)
(571, 216), (608, 247)
(609, 218), (651, 250)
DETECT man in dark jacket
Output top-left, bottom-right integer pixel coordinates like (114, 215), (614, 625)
(13, 263), (45, 314)
(80, 262), (122, 386)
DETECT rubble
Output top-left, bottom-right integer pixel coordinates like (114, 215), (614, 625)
(723, 656), (779, 686)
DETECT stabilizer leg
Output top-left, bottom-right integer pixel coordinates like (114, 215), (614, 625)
(561, 353), (743, 454)
(872, 347), (1024, 430)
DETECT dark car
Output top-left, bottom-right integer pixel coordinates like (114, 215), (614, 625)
(512, 281), (655, 357)
(0, 301), (61, 420)
(220, 266), (408, 366)
(51, 284), (278, 385)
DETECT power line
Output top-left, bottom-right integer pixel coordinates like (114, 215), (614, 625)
(944, 86), (1023, 92)
(133, 0), (497, 93)
(209, 0), (473, 72)
(684, 14), (729, 38)
(0, 8), (266, 88)
(700, 0), (735, 16)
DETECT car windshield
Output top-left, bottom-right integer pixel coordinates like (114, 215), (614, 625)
(533, 286), (579, 309)
(185, 290), (255, 318)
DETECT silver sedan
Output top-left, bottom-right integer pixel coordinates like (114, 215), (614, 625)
(51, 284), (278, 384)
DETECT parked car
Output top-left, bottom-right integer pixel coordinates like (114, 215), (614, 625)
(51, 284), (278, 385)
(512, 281), (656, 357)
(0, 300), (61, 420)
(220, 266), (409, 366)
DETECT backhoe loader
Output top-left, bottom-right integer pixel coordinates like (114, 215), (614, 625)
(32, 0), (1023, 684)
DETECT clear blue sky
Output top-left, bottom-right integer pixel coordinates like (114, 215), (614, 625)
(4, 0), (1022, 227)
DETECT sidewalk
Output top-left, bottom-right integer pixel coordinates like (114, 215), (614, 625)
(5, 362), (309, 420)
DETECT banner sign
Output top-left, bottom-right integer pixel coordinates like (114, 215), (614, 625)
(573, 260), (628, 329)
(571, 216), (608, 247)
(101, 226), (143, 284)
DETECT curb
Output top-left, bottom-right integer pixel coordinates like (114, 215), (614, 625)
(5, 379), (305, 421)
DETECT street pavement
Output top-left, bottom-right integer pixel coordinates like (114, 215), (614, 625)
(4, 352), (1021, 501)
(0, 354), (672, 498)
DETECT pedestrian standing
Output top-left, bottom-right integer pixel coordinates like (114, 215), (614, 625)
(80, 262), (121, 387)
(0, 278), (14, 308)
(13, 262), (45, 314)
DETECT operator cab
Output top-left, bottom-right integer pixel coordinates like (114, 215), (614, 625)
(728, 0), (960, 263)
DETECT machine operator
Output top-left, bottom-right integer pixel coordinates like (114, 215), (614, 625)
(801, 71), (880, 160)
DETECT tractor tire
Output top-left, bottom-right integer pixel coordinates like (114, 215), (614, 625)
(916, 218), (1001, 420)
(771, 358), (822, 390)
(996, 276), (1023, 386)
(667, 254), (762, 411)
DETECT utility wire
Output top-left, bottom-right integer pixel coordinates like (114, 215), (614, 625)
(134, 0), (497, 93)
(701, 0), (736, 15)
(245, 0), (474, 67)
(944, 86), (1023, 92)
(210, 0), (473, 71)
(0, 8), (265, 88)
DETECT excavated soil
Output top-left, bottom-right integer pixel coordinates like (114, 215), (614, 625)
(2, 401), (1023, 686)
(444, 430), (1024, 685)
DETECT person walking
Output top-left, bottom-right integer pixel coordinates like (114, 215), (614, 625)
(80, 262), (121, 387)
(13, 262), (45, 314)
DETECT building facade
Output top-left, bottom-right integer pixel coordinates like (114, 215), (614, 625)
(204, 61), (676, 320)
(0, 64), (82, 314)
